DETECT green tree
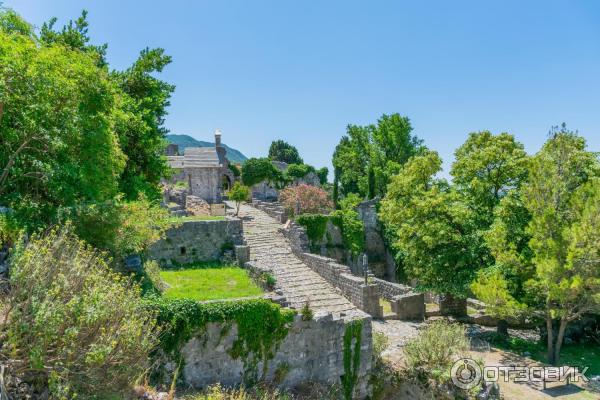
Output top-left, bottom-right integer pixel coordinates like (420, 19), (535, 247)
(523, 127), (600, 364)
(380, 151), (486, 298)
(473, 127), (600, 364)
(112, 47), (174, 200)
(285, 163), (314, 180)
(0, 14), (125, 229)
(268, 139), (303, 164)
(332, 113), (425, 200)
(451, 131), (529, 226)
(316, 166), (329, 185)
(241, 157), (282, 187)
(228, 181), (250, 216)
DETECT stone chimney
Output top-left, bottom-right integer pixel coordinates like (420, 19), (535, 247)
(214, 129), (222, 148)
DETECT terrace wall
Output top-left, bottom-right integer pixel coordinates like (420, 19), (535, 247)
(147, 218), (244, 266)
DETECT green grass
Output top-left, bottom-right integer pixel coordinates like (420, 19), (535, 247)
(488, 334), (600, 376)
(160, 263), (263, 301)
(167, 215), (226, 224)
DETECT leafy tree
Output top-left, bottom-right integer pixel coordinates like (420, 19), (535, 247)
(316, 167), (329, 185)
(0, 228), (158, 398)
(285, 163), (314, 180)
(228, 181), (250, 216)
(268, 139), (303, 164)
(523, 128), (600, 364)
(332, 113), (425, 200)
(380, 151), (487, 298)
(0, 15), (125, 229)
(112, 47), (174, 200)
(228, 163), (241, 177)
(331, 193), (365, 256)
(451, 131), (529, 226)
(241, 157), (282, 187)
(473, 126), (600, 364)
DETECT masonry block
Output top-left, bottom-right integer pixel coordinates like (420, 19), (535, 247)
(391, 292), (425, 321)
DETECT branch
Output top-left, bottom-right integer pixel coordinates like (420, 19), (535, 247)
(0, 138), (31, 193)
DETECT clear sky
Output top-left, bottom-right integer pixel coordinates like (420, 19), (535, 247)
(6, 0), (600, 178)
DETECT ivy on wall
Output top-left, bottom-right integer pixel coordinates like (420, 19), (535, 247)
(341, 320), (363, 400)
(145, 297), (296, 384)
(295, 211), (365, 257)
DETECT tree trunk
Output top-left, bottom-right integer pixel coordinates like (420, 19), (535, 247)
(236, 201), (240, 216)
(546, 315), (555, 365)
(554, 317), (568, 365)
(497, 319), (509, 336)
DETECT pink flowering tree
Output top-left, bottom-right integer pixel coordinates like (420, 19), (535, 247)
(279, 184), (333, 216)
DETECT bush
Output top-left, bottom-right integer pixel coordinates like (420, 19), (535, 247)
(228, 182), (251, 216)
(0, 227), (158, 398)
(279, 184), (332, 217)
(295, 214), (329, 244)
(403, 320), (469, 383)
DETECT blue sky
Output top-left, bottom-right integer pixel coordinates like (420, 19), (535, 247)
(6, 1), (600, 178)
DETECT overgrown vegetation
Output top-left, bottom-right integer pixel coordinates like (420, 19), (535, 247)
(341, 320), (362, 400)
(145, 297), (296, 384)
(403, 320), (470, 383)
(0, 228), (158, 399)
(279, 184), (332, 217)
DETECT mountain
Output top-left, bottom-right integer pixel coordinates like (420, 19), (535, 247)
(166, 134), (248, 164)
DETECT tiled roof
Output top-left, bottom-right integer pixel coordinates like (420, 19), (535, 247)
(167, 147), (221, 168)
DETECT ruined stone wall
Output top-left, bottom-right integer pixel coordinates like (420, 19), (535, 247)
(357, 199), (397, 281)
(188, 166), (222, 204)
(147, 218), (244, 266)
(373, 277), (412, 301)
(296, 252), (383, 317)
(180, 312), (372, 398)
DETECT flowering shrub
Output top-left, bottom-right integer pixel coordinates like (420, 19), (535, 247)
(279, 184), (332, 216)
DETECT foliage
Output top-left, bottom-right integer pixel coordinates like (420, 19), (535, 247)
(159, 263), (263, 301)
(71, 195), (171, 260)
(241, 158), (283, 187)
(316, 167), (329, 185)
(0, 8), (174, 235)
(0, 228), (158, 398)
(451, 131), (529, 227)
(474, 126), (600, 364)
(341, 320), (362, 400)
(180, 382), (340, 400)
(331, 194), (365, 256)
(0, 14), (125, 230)
(332, 113), (425, 199)
(112, 47), (175, 200)
(228, 181), (250, 216)
(268, 140), (303, 165)
(300, 300), (314, 321)
(295, 214), (329, 244)
(403, 320), (469, 383)
(284, 163), (314, 180)
(380, 151), (486, 296)
(279, 184), (332, 216)
(145, 297), (296, 384)
(229, 163), (241, 177)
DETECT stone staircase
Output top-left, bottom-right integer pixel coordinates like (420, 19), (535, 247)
(236, 202), (357, 315)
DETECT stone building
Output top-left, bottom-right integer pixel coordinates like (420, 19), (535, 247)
(166, 130), (235, 204)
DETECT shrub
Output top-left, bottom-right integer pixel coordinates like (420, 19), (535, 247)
(228, 182), (251, 216)
(0, 227), (158, 398)
(403, 320), (469, 383)
(300, 300), (313, 321)
(279, 184), (332, 217)
(295, 214), (329, 244)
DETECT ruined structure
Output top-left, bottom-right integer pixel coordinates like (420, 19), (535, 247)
(166, 130), (235, 204)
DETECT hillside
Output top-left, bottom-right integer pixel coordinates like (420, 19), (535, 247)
(166, 134), (248, 164)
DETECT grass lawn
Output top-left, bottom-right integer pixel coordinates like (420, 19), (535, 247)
(488, 334), (600, 376)
(160, 262), (263, 301)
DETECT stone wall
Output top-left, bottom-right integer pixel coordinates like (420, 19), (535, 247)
(188, 166), (223, 204)
(180, 311), (372, 398)
(147, 218), (244, 266)
(373, 277), (412, 301)
(296, 253), (383, 318)
(357, 199), (397, 281)
(251, 200), (288, 223)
